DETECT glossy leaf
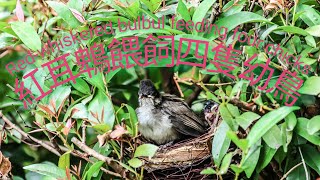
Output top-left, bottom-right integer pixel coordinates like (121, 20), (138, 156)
(246, 106), (300, 148)
(177, 0), (191, 22)
(219, 152), (233, 175)
(307, 115), (320, 135)
(219, 103), (237, 131)
(200, 167), (216, 175)
(242, 139), (261, 178)
(235, 112), (260, 130)
(206, 12), (270, 40)
(47, 1), (81, 28)
(58, 152), (70, 170)
(85, 161), (104, 180)
(48, 86), (71, 113)
(71, 78), (91, 94)
(212, 121), (231, 167)
(298, 76), (320, 95)
(23, 163), (66, 179)
(295, 118), (320, 145)
(192, 0), (217, 34)
(285, 112), (297, 131)
(262, 125), (282, 149)
(88, 89), (115, 127)
(11, 21), (41, 51)
(256, 142), (277, 173)
(227, 131), (248, 151)
(125, 104), (138, 136)
(134, 144), (158, 158)
(128, 158), (143, 168)
(301, 144), (320, 175)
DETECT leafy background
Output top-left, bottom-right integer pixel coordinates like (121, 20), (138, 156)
(0, 0), (320, 179)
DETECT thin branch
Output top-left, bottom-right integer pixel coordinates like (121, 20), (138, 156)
(280, 162), (303, 180)
(1, 111), (125, 178)
(298, 147), (309, 180)
(0, 111), (61, 156)
(71, 137), (126, 178)
(59, 146), (122, 178)
(185, 75), (211, 106)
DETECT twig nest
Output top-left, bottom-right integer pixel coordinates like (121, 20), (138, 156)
(142, 133), (213, 172)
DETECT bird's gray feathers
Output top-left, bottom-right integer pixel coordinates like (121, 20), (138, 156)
(160, 94), (207, 137)
(136, 79), (208, 145)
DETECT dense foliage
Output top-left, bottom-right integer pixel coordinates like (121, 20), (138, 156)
(0, 0), (320, 179)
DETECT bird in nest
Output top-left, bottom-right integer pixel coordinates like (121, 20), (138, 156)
(135, 79), (219, 145)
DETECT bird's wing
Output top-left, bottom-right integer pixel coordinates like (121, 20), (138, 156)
(160, 94), (207, 137)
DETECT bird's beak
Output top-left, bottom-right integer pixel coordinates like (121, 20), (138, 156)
(211, 104), (219, 113)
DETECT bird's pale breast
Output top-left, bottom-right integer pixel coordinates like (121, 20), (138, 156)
(136, 105), (179, 145)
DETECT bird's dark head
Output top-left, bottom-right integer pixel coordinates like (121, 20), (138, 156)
(138, 79), (160, 99)
(203, 101), (219, 124)
(204, 100), (219, 114)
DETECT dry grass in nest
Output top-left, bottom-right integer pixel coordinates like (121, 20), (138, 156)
(141, 132), (216, 179)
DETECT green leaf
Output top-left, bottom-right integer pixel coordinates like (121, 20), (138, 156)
(221, 0), (246, 17)
(256, 142), (277, 173)
(212, 121), (231, 167)
(262, 125), (282, 149)
(106, 69), (121, 83)
(301, 144), (320, 175)
(128, 158), (143, 168)
(242, 140), (261, 178)
(71, 103), (89, 119)
(305, 35), (316, 47)
(49, 86), (71, 113)
(235, 112), (260, 130)
(192, 0), (217, 34)
(230, 80), (244, 98)
(297, 4), (320, 26)
(58, 152), (70, 170)
(67, 0), (83, 12)
(295, 118), (320, 145)
(71, 78), (91, 94)
(219, 152), (233, 175)
(125, 104), (138, 136)
(86, 161), (104, 180)
(274, 26), (310, 36)
(206, 12), (270, 40)
(305, 25), (320, 37)
(200, 167), (216, 175)
(298, 76), (320, 95)
(230, 164), (243, 174)
(285, 112), (297, 131)
(307, 115), (320, 135)
(227, 131), (248, 151)
(88, 89), (115, 127)
(47, 1), (81, 28)
(226, 104), (240, 117)
(177, 0), (191, 22)
(83, 71), (106, 93)
(246, 106), (300, 148)
(125, 1), (140, 19)
(219, 103), (237, 131)
(281, 123), (293, 152)
(11, 22), (41, 51)
(134, 144), (158, 158)
(287, 167), (310, 180)
(141, 0), (161, 12)
(24, 163), (66, 179)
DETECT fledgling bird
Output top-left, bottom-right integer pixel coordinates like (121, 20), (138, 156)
(203, 100), (220, 127)
(135, 79), (208, 145)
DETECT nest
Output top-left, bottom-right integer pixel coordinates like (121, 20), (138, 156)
(141, 133), (215, 180)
